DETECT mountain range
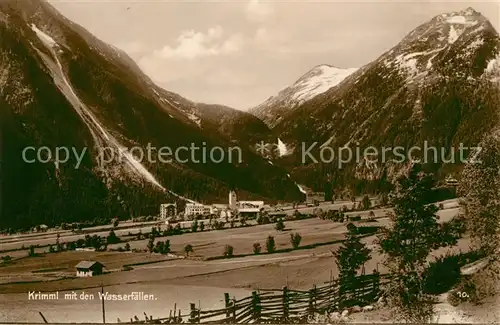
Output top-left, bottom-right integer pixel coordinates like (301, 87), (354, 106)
(250, 7), (500, 195)
(0, 0), (302, 230)
(1, 1), (499, 230)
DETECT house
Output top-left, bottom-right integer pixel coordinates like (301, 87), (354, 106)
(238, 201), (264, 209)
(237, 207), (260, 219)
(160, 203), (177, 219)
(184, 203), (211, 216)
(75, 261), (104, 277)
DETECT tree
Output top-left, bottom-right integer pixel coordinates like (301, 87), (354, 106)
(346, 222), (358, 235)
(362, 195), (371, 210)
(163, 240), (171, 254)
(147, 237), (155, 253)
(1, 255), (11, 264)
(458, 136), (500, 302)
(28, 245), (35, 257)
(380, 193), (389, 206)
(266, 236), (276, 253)
(184, 244), (193, 256)
(191, 219), (199, 232)
(113, 218), (119, 228)
(107, 230), (120, 245)
(333, 224), (371, 309)
(290, 233), (302, 249)
(56, 233), (62, 251)
(223, 245), (234, 258)
(253, 242), (261, 254)
(377, 164), (456, 323)
(459, 136), (500, 256)
(275, 218), (285, 231)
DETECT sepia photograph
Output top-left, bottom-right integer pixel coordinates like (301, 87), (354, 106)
(0, 0), (499, 324)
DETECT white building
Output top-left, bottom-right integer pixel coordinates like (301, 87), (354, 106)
(227, 191), (264, 214)
(160, 203), (177, 219)
(238, 201), (264, 209)
(184, 203), (211, 216)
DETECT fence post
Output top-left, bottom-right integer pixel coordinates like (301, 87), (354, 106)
(232, 297), (237, 323)
(224, 293), (231, 321)
(251, 291), (261, 322)
(338, 277), (345, 311)
(373, 271), (381, 302)
(282, 286), (289, 320)
(308, 285), (316, 315)
(189, 303), (196, 323)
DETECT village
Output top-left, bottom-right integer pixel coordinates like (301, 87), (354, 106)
(0, 176), (481, 324)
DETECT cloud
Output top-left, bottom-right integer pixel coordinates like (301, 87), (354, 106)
(151, 26), (244, 60)
(245, 0), (273, 23)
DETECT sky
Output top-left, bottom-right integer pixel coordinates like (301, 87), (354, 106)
(49, 0), (500, 110)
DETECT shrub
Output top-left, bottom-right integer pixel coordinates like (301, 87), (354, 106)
(1, 255), (12, 265)
(266, 236), (276, 253)
(224, 245), (234, 258)
(257, 215), (270, 225)
(275, 218), (285, 231)
(107, 230), (121, 244)
(124, 243), (131, 251)
(346, 223), (357, 235)
(290, 233), (302, 249)
(447, 290), (462, 306)
(147, 237), (155, 253)
(184, 244), (194, 256)
(422, 254), (461, 294)
(253, 242), (261, 254)
(213, 221), (225, 230)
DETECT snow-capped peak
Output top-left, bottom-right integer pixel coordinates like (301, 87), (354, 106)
(291, 64), (357, 103)
(250, 64), (357, 127)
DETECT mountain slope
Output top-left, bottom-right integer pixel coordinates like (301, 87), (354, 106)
(250, 64), (357, 128)
(195, 103), (273, 146)
(0, 0), (302, 230)
(272, 7), (500, 193)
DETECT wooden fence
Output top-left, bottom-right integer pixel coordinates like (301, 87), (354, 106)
(127, 273), (392, 324)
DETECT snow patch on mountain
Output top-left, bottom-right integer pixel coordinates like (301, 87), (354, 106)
(250, 65), (357, 127)
(291, 65), (357, 103)
(485, 52), (500, 82)
(448, 25), (459, 43)
(31, 24), (57, 48)
(446, 15), (478, 25)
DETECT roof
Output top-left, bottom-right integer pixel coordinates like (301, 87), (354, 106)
(238, 208), (260, 213)
(239, 201), (264, 206)
(75, 260), (103, 269)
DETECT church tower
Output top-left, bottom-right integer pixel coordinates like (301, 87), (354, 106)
(229, 190), (237, 210)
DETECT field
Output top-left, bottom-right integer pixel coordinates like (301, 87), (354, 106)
(0, 199), (468, 323)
